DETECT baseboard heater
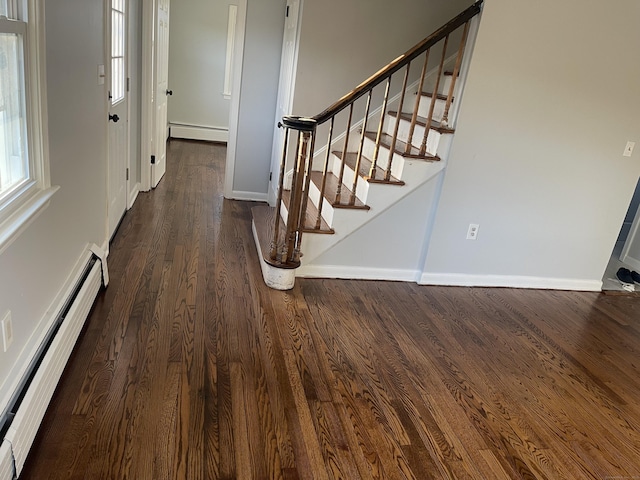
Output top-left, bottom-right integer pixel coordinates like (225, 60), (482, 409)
(168, 123), (229, 143)
(0, 248), (106, 479)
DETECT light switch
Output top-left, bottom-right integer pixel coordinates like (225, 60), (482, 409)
(624, 141), (635, 157)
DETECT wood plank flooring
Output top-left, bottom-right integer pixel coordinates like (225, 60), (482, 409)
(20, 139), (640, 479)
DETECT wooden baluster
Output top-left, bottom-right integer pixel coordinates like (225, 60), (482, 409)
(334, 103), (354, 204)
(442, 22), (470, 127)
(270, 124), (290, 261)
(420, 34), (449, 157)
(385, 63), (411, 181)
(406, 49), (431, 152)
(316, 117), (334, 229)
(298, 129), (316, 237)
(286, 130), (311, 264)
(369, 77), (392, 181)
(351, 91), (372, 205)
(284, 130), (302, 263)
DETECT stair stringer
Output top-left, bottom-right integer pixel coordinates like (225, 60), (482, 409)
(297, 172), (443, 281)
(295, 136), (452, 270)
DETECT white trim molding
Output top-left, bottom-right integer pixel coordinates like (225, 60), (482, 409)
(128, 182), (140, 209)
(0, 186), (59, 256)
(297, 264), (421, 283)
(418, 273), (603, 292)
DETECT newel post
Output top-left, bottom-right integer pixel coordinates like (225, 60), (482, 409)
(270, 115), (317, 268)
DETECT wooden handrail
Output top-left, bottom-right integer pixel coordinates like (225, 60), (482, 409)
(312, 1), (483, 125)
(266, 1), (483, 275)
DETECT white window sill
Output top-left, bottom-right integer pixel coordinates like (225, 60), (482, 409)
(0, 186), (60, 256)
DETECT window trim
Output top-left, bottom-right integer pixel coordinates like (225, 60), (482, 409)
(0, 0), (57, 255)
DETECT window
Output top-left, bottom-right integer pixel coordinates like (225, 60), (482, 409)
(0, 0), (56, 253)
(111, 0), (125, 105)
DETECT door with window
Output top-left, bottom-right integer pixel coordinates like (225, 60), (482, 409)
(108, 0), (129, 239)
(151, 0), (170, 188)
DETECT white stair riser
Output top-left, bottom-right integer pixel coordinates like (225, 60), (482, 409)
(384, 116), (444, 154)
(361, 136), (405, 179)
(330, 154), (371, 202)
(417, 95), (448, 122)
(308, 180), (335, 227)
(438, 75), (454, 96)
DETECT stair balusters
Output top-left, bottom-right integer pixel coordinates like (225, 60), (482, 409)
(267, 1), (483, 270)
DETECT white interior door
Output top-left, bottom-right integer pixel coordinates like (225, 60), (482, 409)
(108, 0), (129, 238)
(268, 0), (302, 205)
(151, 0), (170, 188)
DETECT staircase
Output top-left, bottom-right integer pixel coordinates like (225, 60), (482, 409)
(252, 2), (483, 290)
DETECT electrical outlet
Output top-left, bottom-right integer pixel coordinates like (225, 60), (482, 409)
(466, 223), (479, 240)
(1, 311), (13, 352)
(624, 141), (635, 157)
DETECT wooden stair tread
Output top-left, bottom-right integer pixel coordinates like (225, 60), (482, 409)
(388, 111), (454, 134)
(363, 132), (440, 161)
(282, 190), (335, 234)
(251, 205), (298, 268)
(309, 171), (370, 210)
(419, 91), (450, 101)
(333, 151), (405, 185)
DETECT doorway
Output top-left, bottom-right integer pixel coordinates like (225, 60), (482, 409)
(139, 0), (247, 194)
(602, 177), (640, 291)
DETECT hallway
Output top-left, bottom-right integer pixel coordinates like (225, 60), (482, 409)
(20, 140), (640, 479)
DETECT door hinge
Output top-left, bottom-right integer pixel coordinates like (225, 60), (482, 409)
(108, 90), (112, 100)
(286, 5), (289, 17)
(151, 155), (156, 165)
(126, 168), (129, 181)
(127, 77), (130, 92)
(269, 171), (273, 181)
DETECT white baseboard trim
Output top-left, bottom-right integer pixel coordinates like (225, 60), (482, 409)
(128, 182), (140, 209)
(297, 264), (420, 282)
(418, 273), (603, 291)
(169, 124), (228, 143)
(226, 191), (269, 202)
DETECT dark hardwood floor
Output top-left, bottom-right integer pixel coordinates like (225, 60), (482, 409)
(21, 139), (640, 479)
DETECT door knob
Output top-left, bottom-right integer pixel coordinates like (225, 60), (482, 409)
(109, 114), (120, 123)
(166, 89), (173, 96)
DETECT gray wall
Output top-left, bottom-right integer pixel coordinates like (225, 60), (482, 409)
(232, 0), (286, 195)
(423, 0), (640, 283)
(232, 0), (472, 196)
(291, 0), (473, 117)
(168, 0), (232, 130)
(0, 0), (107, 408)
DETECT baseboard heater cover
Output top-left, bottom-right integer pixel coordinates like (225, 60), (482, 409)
(0, 441), (12, 480)
(3, 255), (103, 476)
(169, 123), (229, 143)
